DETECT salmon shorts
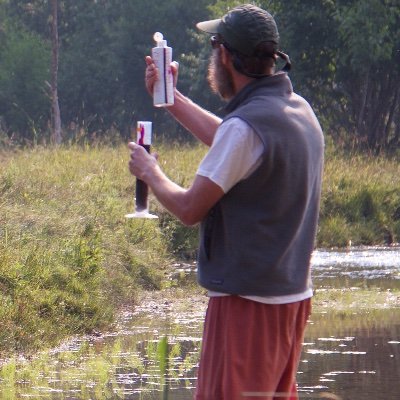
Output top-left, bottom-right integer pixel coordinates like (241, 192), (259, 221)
(194, 295), (311, 400)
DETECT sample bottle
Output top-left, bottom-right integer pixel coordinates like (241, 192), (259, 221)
(125, 121), (158, 219)
(152, 32), (174, 107)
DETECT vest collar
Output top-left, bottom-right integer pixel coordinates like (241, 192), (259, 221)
(225, 72), (293, 113)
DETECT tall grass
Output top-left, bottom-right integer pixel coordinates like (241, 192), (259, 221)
(320, 143), (400, 247)
(0, 143), (179, 355)
(0, 140), (399, 355)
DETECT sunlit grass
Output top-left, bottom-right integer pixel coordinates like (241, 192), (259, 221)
(0, 144), (171, 355)
(320, 148), (400, 247)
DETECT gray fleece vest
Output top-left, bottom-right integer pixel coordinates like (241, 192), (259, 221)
(197, 72), (324, 296)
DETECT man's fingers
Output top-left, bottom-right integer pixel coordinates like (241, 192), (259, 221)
(128, 141), (137, 151)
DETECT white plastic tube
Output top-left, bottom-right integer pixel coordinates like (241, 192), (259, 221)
(152, 32), (174, 107)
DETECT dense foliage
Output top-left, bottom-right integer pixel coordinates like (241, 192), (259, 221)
(0, 0), (399, 151)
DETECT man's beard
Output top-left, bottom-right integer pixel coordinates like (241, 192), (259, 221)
(207, 50), (235, 100)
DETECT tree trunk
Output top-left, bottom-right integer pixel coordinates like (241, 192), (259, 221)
(51, 0), (62, 145)
(384, 81), (400, 147)
(356, 67), (370, 138)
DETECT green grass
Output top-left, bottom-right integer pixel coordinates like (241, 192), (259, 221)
(0, 140), (399, 355)
(319, 146), (400, 247)
(0, 144), (174, 355)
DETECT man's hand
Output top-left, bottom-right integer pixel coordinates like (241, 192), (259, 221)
(145, 56), (179, 96)
(128, 142), (158, 182)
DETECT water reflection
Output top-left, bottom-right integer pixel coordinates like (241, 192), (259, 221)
(0, 247), (399, 399)
(312, 247), (400, 291)
(302, 310), (400, 400)
(312, 246), (400, 270)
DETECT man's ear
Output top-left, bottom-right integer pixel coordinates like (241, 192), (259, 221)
(220, 46), (232, 66)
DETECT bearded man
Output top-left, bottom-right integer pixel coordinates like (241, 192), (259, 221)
(128, 4), (324, 399)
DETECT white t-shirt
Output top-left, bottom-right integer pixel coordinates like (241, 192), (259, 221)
(197, 118), (263, 193)
(197, 117), (313, 304)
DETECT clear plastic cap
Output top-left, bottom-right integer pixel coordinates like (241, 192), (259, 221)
(153, 32), (167, 47)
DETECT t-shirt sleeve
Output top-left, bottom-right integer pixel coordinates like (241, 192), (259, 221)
(197, 118), (264, 193)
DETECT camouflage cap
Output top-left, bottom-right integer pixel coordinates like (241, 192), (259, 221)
(196, 4), (280, 57)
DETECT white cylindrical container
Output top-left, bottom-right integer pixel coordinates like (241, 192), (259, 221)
(152, 32), (174, 107)
(137, 121), (152, 146)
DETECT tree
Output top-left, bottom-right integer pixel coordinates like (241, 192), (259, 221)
(0, 0), (228, 140)
(1, 0), (398, 151)
(0, 28), (50, 142)
(50, 0), (62, 144)
(335, 0), (400, 152)
(56, 0), (211, 138)
(256, 0), (399, 152)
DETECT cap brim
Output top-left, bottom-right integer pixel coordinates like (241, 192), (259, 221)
(196, 18), (221, 34)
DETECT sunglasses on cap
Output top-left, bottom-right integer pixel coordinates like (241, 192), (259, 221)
(210, 35), (222, 49)
(210, 35), (236, 53)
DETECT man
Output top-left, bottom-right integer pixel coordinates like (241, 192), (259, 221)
(128, 4), (324, 399)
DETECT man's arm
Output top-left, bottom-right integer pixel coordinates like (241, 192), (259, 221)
(167, 89), (222, 147)
(145, 56), (222, 147)
(128, 142), (224, 225)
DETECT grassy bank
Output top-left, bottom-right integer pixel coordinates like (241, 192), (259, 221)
(0, 141), (399, 356)
(0, 143), (170, 355)
(319, 144), (400, 247)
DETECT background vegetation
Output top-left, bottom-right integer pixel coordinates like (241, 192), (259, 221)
(0, 0), (398, 152)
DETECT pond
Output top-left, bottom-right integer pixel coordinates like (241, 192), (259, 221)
(0, 247), (399, 400)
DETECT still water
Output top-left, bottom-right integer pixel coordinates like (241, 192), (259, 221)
(0, 247), (399, 400)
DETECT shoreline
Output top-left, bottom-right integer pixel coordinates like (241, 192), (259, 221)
(2, 285), (399, 368)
